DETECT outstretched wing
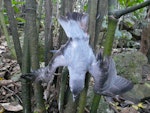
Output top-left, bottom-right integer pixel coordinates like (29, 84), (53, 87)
(33, 45), (68, 82)
(107, 75), (133, 95)
(101, 58), (133, 96)
(22, 46), (68, 83)
(89, 50), (133, 96)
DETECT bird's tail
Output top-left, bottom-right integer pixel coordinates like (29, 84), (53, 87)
(58, 12), (89, 39)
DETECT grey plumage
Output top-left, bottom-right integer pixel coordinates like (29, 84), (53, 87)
(89, 51), (133, 97)
(58, 12), (95, 99)
(22, 12), (133, 100)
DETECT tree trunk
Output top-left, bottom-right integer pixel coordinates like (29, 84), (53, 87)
(24, 0), (46, 112)
(63, 91), (79, 113)
(140, 6), (150, 64)
(88, 0), (97, 49)
(59, 68), (69, 113)
(0, 1), (16, 58)
(90, 0), (118, 112)
(94, 0), (108, 50)
(4, 0), (22, 68)
(37, 0), (43, 34)
(44, 0), (53, 65)
(77, 74), (90, 113)
(22, 2), (32, 112)
(58, 0), (75, 47)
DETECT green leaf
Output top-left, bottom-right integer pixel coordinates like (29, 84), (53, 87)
(118, 0), (144, 7)
(11, 0), (25, 5)
(83, 4), (88, 12)
(13, 6), (20, 13)
(124, 18), (135, 27)
(16, 17), (25, 23)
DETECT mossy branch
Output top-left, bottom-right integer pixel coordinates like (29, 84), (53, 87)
(90, 93), (101, 113)
(103, 16), (118, 56)
(90, 15), (118, 113)
(111, 0), (150, 19)
(4, 0), (22, 68)
(63, 91), (79, 113)
(0, 1), (16, 59)
(59, 68), (68, 113)
(78, 74), (90, 113)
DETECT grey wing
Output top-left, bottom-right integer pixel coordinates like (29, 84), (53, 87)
(107, 75), (133, 96)
(89, 55), (133, 96)
(101, 58), (133, 96)
(88, 57), (110, 94)
(108, 58), (117, 77)
(33, 50), (67, 82)
(88, 62), (107, 89)
(88, 50), (110, 94)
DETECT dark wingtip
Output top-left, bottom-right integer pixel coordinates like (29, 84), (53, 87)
(58, 12), (89, 33)
(96, 49), (103, 61)
(58, 16), (68, 22)
(94, 72), (134, 97)
(111, 80), (134, 96)
(20, 73), (36, 81)
(121, 81), (134, 93)
(66, 12), (87, 21)
(96, 82), (134, 97)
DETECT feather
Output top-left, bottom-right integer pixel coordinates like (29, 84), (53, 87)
(58, 12), (89, 39)
(89, 51), (133, 97)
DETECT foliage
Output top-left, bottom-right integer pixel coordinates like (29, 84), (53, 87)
(112, 0), (147, 48)
(11, 0), (25, 13)
(118, 0), (146, 19)
(2, 0), (25, 24)
(118, 0), (144, 7)
(115, 29), (134, 48)
(74, 0), (88, 12)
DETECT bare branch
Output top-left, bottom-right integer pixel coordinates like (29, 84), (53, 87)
(111, 0), (150, 19)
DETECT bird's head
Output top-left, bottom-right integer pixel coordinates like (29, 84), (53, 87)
(69, 76), (85, 101)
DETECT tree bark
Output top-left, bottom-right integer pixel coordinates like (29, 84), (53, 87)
(24, 0), (46, 112)
(65, 0), (74, 13)
(63, 91), (79, 113)
(4, 0), (22, 68)
(112, 0), (150, 19)
(22, 4), (32, 113)
(37, 0), (43, 34)
(0, 1), (16, 58)
(94, 0), (108, 50)
(140, 6), (150, 63)
(58, 0), (74, 47)
(59, 68), (69, 113)
(90, 0), (118, 112)
(89, 0), (98, 49)
(77, 74), (90, 113)
(103, 17), (118, 56)
(44, 0), (53, 65)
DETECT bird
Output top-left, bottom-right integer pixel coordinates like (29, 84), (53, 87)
(21, 12), (133, 101)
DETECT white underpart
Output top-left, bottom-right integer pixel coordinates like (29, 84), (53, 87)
(63, 38), (95, 94)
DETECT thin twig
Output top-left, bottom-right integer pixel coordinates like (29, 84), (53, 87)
(2, 86), (22, 103)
